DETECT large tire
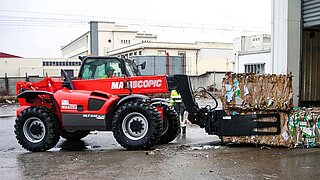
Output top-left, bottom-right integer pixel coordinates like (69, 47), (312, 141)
(14, 106), (61, 152)
(61, 130), (90, 141)
(112, 101), (162, 150)
(157, 105), (181, 144)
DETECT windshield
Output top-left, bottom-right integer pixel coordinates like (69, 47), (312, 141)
(125, 59), (141, 76)
(80, 58), (123, 79)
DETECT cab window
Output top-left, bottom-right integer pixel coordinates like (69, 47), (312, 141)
(80, 58), (123, 79)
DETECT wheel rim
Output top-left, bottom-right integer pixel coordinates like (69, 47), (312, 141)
(122, 112), (149, 140)
(160, 116), (169, 136)
(23, 117), (46, 143)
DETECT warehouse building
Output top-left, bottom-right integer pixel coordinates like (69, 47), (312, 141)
(61, 21), (234, 76)
(0, 55), (81, 77)
(108, 41), (233, 75)
(233, 34), (271, 74)
(61, 21), (157, 59)
(271, 0), (320, 106)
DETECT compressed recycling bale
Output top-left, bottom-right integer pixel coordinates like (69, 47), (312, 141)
(221, 111), (293, 147)
(220, 73), (293, 111)
(288, 107), (320, 148)
(222, 108), (320, 148)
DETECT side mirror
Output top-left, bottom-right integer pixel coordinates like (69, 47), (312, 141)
(61, 69), (75, 90)
(139, 61), (146, 70)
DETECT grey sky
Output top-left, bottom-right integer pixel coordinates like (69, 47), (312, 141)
(0, 0), (271, 58)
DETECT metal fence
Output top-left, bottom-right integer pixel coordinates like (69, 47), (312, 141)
(0, 74), (56, 96)
(131, 55), (185, 75)
(1, 71), (226, 96)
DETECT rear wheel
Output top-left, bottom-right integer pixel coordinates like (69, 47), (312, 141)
(157, 105), (181, 144)
(112, 101), (162, 150)
(61, 130), (90, 141)
(14, 106), (61, 152)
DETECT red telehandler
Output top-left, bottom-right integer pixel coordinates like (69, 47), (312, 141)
(14, 56), (281, 152)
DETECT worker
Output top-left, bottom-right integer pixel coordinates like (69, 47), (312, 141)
(169, 90), (187, 134)
(169, 90), (181, 106)
(100, 66), (115, 78)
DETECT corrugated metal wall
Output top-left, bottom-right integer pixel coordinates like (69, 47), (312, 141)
(301, 30), (320, 102)
(131, 56), (184, 75)
(303, 0), (320, 28)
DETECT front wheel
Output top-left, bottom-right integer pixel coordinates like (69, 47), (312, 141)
(157, 105), (181, 144)
(112, 102), (162, 150)
(14, 106), (61, 152)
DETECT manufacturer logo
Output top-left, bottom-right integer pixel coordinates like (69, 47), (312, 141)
(111, 79), (162, 90)
(222, 116), (232, 120)
(61, 100), (77, 110)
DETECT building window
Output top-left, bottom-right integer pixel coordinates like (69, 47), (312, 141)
(158, 50), (166, 55)
(244, 63), (265, 74)
(129, 53), (133, 56)
(121, 39), (131, 44)
(134, 52), (137, 55)
(139, 51), (142, 55)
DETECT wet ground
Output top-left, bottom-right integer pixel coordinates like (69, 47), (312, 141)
(1, 104), (320, 179)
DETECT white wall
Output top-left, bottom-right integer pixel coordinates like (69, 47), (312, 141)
(0, 58), (42, 77)
(233, 34), (271, 52)
(0, 58), (81, 77)
(61, 33), (89, 59)
(271, 0), (301, 105)
(237, 51), (271, 73)
(198, 48), (234, 75)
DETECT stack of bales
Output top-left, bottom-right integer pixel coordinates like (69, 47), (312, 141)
(219, 73), (317, 147)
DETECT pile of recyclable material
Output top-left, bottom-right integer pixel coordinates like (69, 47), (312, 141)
(220, 73), (299, 147)
(288, 107), (320, 148)
(221, 110), (293, 147)
(220, 73), (293, 111)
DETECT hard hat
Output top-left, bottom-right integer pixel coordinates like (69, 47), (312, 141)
(106, 66), (115, 72)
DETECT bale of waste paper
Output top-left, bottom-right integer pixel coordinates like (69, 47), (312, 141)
(221, 111), (294, 147)
(220, 73), (298, 147)
(220, 73), (293, 111)
(221, 104), (320, 148)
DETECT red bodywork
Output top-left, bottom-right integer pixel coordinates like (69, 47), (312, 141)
(72, 75), (168, 95)
(16, 75), (168, 99)
(16, 75), (169, 129)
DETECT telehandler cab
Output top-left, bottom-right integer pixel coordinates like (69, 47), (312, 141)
(15, 56), (281, 152)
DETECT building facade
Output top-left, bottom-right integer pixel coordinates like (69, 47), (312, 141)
(61, 21), (157, 59)
(108, 41), (234, 75)
(0, 58), (81, 77)
(233, 34), (271, 74)
(271, 0), (320, 106)
(61, 21), (234, 76)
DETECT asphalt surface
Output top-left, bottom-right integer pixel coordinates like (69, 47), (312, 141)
(1, 104), (320, 180)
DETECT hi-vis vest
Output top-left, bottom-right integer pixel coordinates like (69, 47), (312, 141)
(169, 90), (182, 106)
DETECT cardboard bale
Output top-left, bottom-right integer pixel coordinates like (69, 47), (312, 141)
(222, 111), (294, 147)
(222, 107), (320, 148)
(220, 73), (294, 147)
(220, 73), (293, 111)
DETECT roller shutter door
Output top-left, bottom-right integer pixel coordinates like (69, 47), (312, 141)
(303, 0), (320, 28)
